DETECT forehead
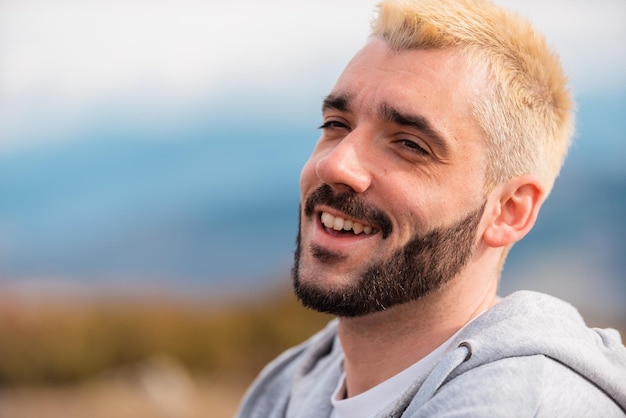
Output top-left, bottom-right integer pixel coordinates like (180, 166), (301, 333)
(333, 39), (484, 108)
(328, 39), (487, 151)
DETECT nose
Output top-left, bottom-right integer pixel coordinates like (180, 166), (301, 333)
(314, 133), (372, 193)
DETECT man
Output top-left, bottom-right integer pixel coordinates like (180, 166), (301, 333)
(237, 0), (626, 416)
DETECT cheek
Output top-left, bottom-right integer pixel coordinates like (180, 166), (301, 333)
(385, 179), (444, 231)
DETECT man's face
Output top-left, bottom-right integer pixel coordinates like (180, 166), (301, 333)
(292, 39), (489, 317)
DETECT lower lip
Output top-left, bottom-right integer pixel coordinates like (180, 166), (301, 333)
(322, 225), (359, 239)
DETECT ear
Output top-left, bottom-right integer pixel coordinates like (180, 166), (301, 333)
(483, 175), (546, 248)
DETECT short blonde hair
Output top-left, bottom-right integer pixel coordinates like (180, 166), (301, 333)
(371, 0), (575, 194)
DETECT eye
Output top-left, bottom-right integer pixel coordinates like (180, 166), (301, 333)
(318, 120), (350, 131)
(396, 139), (429, 156)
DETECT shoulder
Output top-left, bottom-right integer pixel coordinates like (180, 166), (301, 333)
(404, 291), (626, 417)
(414, 355), (624, 417)
(236, 319), (340, 418)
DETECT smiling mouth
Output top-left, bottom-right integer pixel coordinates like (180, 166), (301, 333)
(320, 211), (379, 235)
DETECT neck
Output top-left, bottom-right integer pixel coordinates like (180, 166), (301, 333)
(337, 268), (498, 397)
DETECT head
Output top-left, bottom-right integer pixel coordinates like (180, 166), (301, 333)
(291, 0), (575, 317)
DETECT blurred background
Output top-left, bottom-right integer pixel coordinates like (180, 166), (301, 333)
(0, 0), (624, 416)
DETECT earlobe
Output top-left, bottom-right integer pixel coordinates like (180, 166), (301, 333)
(483, 176), (545, 248)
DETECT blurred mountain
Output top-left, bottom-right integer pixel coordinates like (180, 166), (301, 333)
(0, 117), (314, 285)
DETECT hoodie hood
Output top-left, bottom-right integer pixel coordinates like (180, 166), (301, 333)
(452, 291), (626, 404)
(389, 291), (626, 416)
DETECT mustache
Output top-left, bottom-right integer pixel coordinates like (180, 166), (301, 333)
(304, 184), (393, 239)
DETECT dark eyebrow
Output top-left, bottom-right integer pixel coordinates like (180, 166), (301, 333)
(380, 103), (450, 156)
(322, 93), (352, 113)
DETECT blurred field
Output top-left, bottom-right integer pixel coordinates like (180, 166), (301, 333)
(0, 374), (245, 418)
(0, 282), (623, 418)
(0, 283), (331, 418)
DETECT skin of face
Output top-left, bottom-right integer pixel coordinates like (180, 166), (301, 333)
(293, 38), (490, 315)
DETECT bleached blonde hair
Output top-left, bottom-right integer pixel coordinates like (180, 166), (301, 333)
(371, 0), (575, 194)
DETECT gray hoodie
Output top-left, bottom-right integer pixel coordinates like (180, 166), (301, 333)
(236, 291), (626, 417)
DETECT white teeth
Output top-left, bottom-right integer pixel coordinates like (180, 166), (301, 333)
(321, 212), (333, 228)
(320, 212), (376, 235)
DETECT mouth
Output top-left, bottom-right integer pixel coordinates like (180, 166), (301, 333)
(303, 184), (393, 239)
(320, 211), (379, 236)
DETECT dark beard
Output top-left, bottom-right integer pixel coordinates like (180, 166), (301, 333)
(291, 185), (485, 317)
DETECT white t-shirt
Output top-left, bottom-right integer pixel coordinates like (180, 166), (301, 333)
(330, 328), (465, 418)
